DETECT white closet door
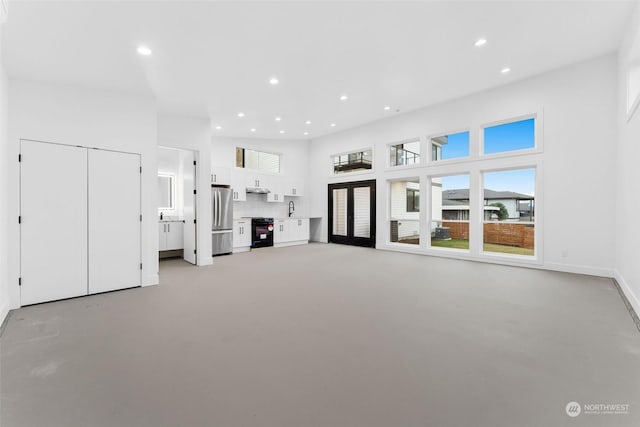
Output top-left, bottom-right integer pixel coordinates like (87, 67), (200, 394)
(182, 150), (197, 264)
(88, 149), (141, 294)
(20, 140), (88, 305)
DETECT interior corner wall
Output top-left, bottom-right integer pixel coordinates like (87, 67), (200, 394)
(616, 3), (640, 316)
(7, 80), (159, 310)
(0, 24), (9, 324)
(157, 113), (213, 266)
(309, 54), (618, 276)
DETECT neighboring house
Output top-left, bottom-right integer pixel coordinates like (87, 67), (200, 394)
(442, 199), (498, 221)
(442, 189), (534, 221)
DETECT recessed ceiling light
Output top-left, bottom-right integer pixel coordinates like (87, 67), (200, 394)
(215, 125), (222, 130)
(330, 123), (336, 127)
(305, 120), (312, 125)
(339, 95), (348, 101)
(137, 45), (152, 56)
(250, 128), (256, 132)
(269, 77), (279, 85)
(237, 112), (245, 118)
(279, 130), (285, 134)
(384, 106), (391, 111)
(501, 67), (511, 74)
(303, 131), (309, 136)
(474, 38), (487, 47)
(275, 116), (281, 121)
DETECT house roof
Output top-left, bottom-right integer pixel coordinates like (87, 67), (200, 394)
(442, 189), (534, 201)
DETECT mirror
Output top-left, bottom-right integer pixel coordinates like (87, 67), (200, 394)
(158, 174), (175, 210)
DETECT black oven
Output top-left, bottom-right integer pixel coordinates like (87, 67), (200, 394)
(251, 218), (274, 248)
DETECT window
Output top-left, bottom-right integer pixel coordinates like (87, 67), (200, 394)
(236, 147), (280, 173)
(406, 188), (419, 212)
(431, 175), (470, 251)
(389, 179), (420, 245)
(483, 118), (535, 155)
(390, 139), (420, 167)
(332, 149), (372, 174)
(431, 131), (469, 161)
(482, 169), (535, 256)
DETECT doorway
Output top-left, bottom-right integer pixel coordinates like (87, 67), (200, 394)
(157, 147), (198, 265)
(328, 180), (376, 247)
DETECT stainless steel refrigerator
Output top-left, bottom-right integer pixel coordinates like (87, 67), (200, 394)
(212, 186), (233, 255)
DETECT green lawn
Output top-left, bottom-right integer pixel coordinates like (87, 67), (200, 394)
(430, 238), (534, 256)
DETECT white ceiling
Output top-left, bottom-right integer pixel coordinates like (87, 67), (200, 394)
(2, 1), (635, 140)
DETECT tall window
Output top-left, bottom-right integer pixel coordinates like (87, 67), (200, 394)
(431, 175), (470, 251)
(389, 179), (420, 245)
(482, 169), (535, 256)
(483, 118), (535, 155)
(390, 139), (420, 167)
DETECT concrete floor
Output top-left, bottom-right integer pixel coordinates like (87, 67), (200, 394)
(1, 243), (639, 427)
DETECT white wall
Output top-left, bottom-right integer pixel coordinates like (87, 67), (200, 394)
(157, 113), (213, 266)
(212, 136), (310, 218)
(309, 54), (617, 276)
(7, 80), (159, 310)
(616, 3), (640, 316)
(0, 23), (9, 324)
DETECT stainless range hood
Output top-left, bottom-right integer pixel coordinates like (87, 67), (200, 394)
(246, 187), (271, 194)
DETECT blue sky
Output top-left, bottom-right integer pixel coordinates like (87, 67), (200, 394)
(441, 131), (469, 159)
(441, 169), (535, 196)
(484, 118), (535, 154)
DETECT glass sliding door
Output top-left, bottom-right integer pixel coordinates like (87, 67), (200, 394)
(328, 180), (376, 247)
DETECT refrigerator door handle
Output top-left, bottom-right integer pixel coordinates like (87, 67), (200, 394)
(216, 190), (221, 228)
(213, 189), (218, 228)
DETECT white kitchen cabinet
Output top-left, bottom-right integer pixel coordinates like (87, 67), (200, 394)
(245, 173), (269, 189)
(159, 221), (184, 251)
(211, 167), (231, 185)
(233, 219), (251, 252)
(274, 218), (309, 247)
(284, 181), (305, 197)
(273, 219), (290, 244)
(231, 173), (246, 202)
(266, 175), (284, 203)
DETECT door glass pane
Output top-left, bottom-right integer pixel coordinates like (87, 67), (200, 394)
(353, 187), (370, 238)
(332, 188), (348, 236)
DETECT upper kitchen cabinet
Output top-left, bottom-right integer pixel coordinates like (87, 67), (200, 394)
(266, 175), (284, 203)
(284, 179), (305, 197)
(211, 167), (231, 185)
(230, 172), (246, 201)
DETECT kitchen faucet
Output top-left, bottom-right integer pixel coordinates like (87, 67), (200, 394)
(288, 200), (295, 217)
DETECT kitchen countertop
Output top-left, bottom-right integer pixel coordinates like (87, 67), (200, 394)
(158, 218), (185, 222)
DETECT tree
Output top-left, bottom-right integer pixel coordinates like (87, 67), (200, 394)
(490, 202), (509, 220)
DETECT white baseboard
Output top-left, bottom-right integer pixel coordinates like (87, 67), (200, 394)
(0, 301), (9, 330)
(542, 262), (614, 278)
(198, 257), (213, 266)
(142, 274), (159, 286)
(274, 240), (308, 248)
(232, 247), (250, 254)
(613, 269), (640, 321)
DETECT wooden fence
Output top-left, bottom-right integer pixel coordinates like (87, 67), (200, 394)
(442, 221), (534, 249)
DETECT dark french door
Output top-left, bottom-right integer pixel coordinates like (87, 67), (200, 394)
(328, 180), (376, 247)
